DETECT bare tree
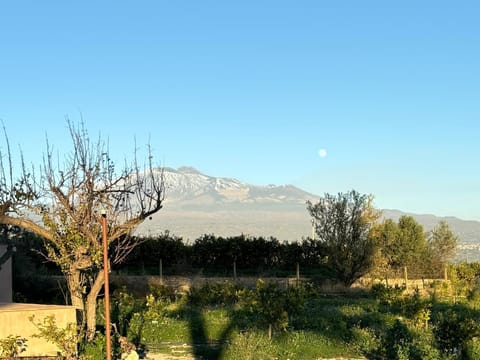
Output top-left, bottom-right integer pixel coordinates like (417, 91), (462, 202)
(0, 121), (164, 338)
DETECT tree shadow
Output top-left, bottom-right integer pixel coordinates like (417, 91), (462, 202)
(183, 304), (236, 360)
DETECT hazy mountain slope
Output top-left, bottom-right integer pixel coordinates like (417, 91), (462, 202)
(137, 167), (480, 260)
(138, 167), (317, 240)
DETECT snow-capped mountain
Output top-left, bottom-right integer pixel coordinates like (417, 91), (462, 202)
(137, 167), (480, 260)
(137, 166), (317, 241)
(162, 166), (317, 208)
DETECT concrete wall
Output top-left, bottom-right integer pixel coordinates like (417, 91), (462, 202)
(0, 245), (12, 303)
(0, 303), (78, 357)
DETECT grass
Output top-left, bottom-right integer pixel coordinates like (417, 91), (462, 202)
(139, 297), (370, 359)
(112, 281), (480, 359)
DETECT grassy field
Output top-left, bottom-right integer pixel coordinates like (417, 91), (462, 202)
(98, 278), (480, 360)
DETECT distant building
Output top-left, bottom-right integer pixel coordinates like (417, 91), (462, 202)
(0, 244), (13, 302)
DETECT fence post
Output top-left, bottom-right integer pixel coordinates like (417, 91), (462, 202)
(404, 266), (408, 290)
(296, 262), (300, 287)
(233, 258), (237, 280)
(159, 259), (163, 284)
(444, 265), (448, 281)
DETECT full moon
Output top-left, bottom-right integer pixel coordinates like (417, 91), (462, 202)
(318, 149), (327, 158)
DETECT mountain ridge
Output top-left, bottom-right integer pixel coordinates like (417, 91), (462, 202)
(137, 167), (480, 260)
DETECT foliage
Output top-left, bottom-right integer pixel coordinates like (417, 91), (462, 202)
(191, 234), (284, 273)
(448, 262), (480, 300)
(432, 308), (480, 357)
(245, 279), (306, 339)
(0, 335), (27, 359)
(115, 233), (330, 277)
(401, 288), (431, 329)
(187, 281), (241, 306)
(427, 220), (458, 274)
(80, 332), (106, 360)
(373, 319), (440, 360)
(307, 190), (379, 286)
(371, 216), (428, 275)
(29, 314), (80, 360)
(123, 231), (189, 273)
(371, 217), (458, 279)
(370, 283), (405, 306)
(463, 337), (480, 360)
(396, 216), (427, 269)
(350, 326), (379, 354)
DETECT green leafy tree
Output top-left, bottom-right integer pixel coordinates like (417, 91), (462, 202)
(371, 216), (429, 276)
(370, 219), (400, 278)
(427, 220), (458, 274)
(0, 122), (165, 338)
(395, 216), (427, 269)
(307, 190), (379, 286)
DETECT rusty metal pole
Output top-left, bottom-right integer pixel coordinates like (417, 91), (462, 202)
(101, 210), (112, 360)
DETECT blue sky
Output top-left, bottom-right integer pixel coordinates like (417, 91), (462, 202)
(1, 1), (479, 220)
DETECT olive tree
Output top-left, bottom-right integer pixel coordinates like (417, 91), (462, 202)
(0, 122), (165, 338)
(307, 190), (379, 286)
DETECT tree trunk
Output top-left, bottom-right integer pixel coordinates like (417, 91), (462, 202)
(66, 269), (85, 318)
(66, 268), (105, 340)
(85, 270), (105, 340)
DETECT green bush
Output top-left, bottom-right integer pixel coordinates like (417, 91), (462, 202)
(400, 289), (431, 329)
(0, 335), (27, 359)
(370, 283), (405, 306)
(433, 308), (480, 357)
(148, 284), (178, 302)
(350, 326), (379, 354)
(187, 281), (241, 306)
(80, 332), (106, 360)
(463, 337), (480, 360)
(29, 314), (79, 360)
(372, 319), (440, 360)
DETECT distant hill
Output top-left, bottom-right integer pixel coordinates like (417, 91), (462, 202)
(136, 167), (480, 260)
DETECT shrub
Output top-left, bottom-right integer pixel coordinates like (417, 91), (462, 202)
(29, 314), (80, 360)
(401, 289), (431, 329)
(350, 326), (379, 354)
(373, 319), (440, 360)
(0, 335), (27, 359)
(370, 283), (404, 306)
(433, 308), (480, 357)
(463, 337), (480, 360)
(80, 332), (106, 360)
(187, 281), (241, 306)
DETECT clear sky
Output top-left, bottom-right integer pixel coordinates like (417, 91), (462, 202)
(1, 1), (479, 220)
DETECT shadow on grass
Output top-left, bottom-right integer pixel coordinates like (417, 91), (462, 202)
(183, 305), (236, 360)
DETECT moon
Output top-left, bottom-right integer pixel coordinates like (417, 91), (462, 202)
(318, 149), (327, 158)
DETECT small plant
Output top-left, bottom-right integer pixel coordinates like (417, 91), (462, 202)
(401, 289), (431, 329)
(0, 335), (27, 359)
(29, 314), (80, 360)
(246, 279), (306, 339)
(223, 331), (276, 360)
(80, 332), (106, 360)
